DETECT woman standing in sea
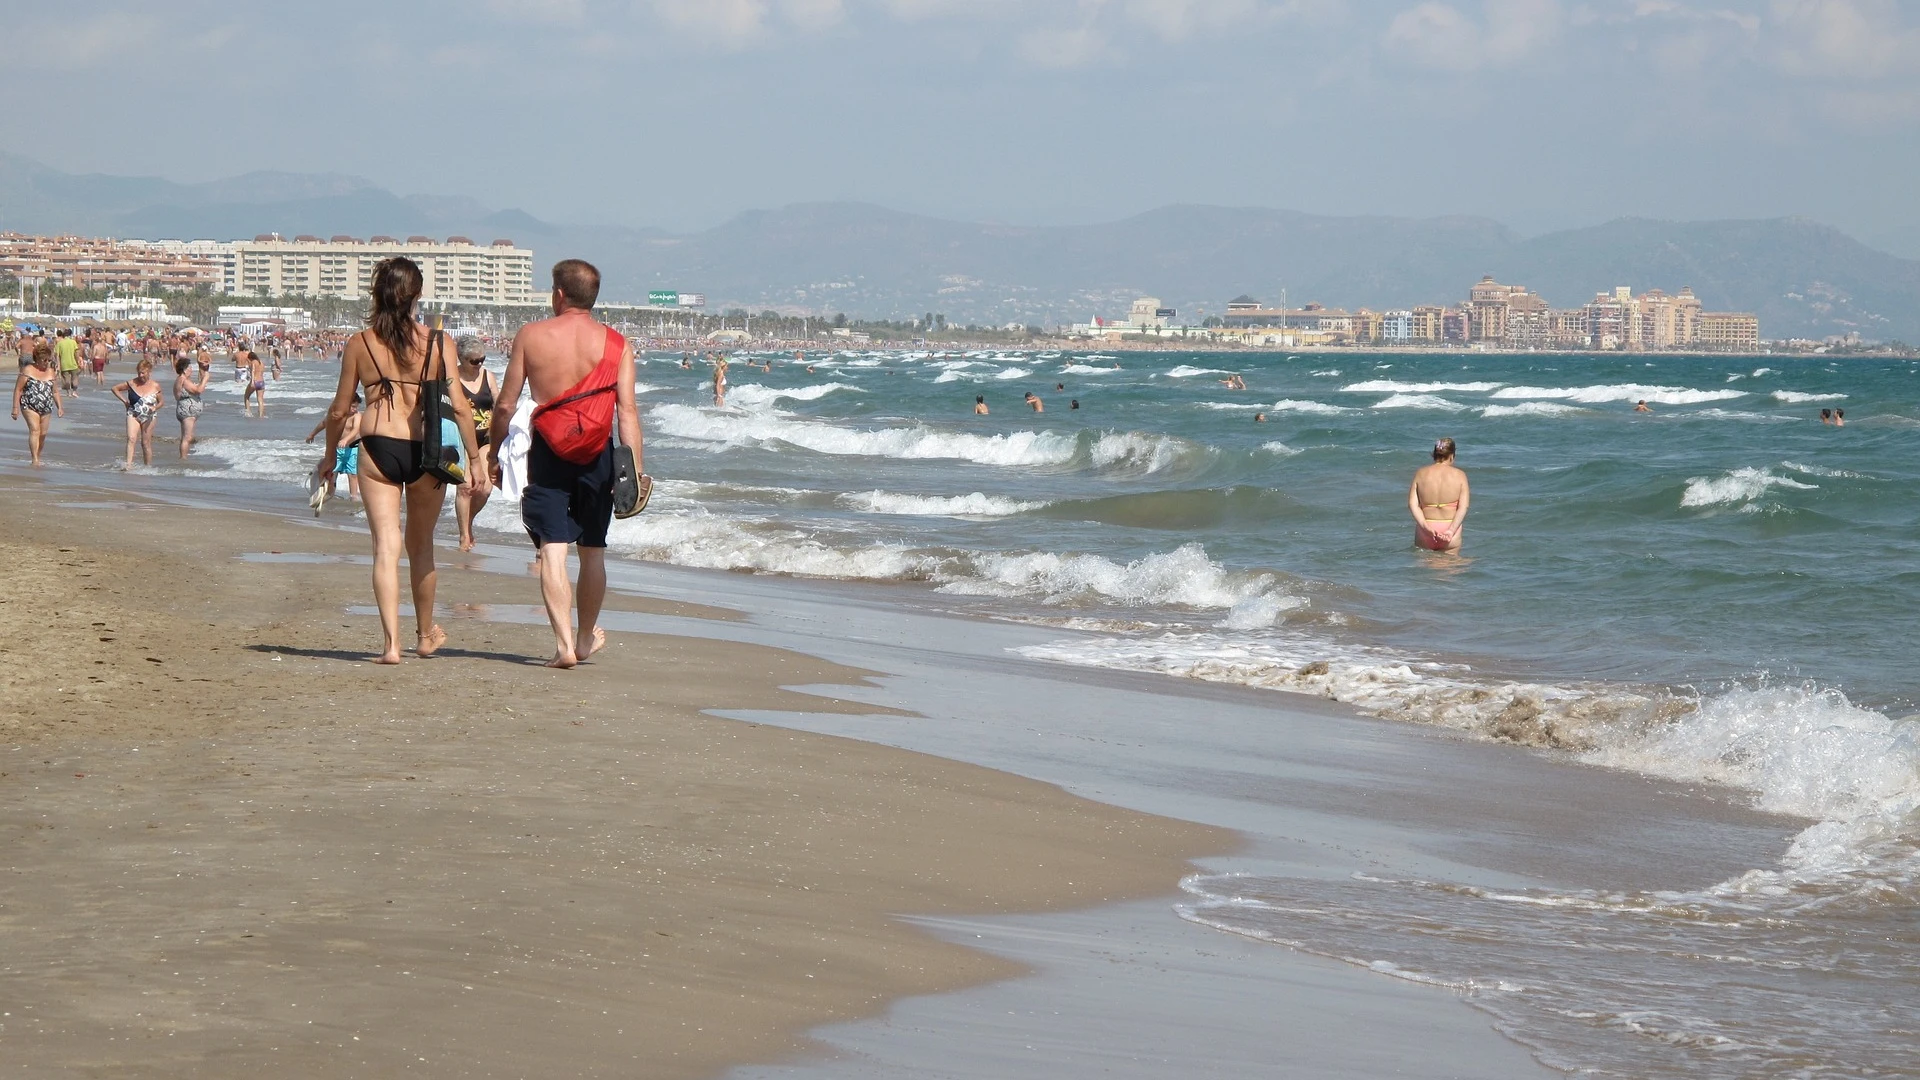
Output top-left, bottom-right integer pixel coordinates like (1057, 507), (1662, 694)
(173, 352), (211, 457)
(112, 358), (165, 469)
(315, 257), (487, 665)
(454, 334), (498, 552)
(1409, 437), (1470, 553)
(10, 340), (63, 466)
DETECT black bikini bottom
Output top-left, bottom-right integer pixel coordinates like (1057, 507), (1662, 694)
(358, 435), (430, 486)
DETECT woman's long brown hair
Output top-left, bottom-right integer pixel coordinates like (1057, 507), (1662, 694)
(368, 258), (424, 369)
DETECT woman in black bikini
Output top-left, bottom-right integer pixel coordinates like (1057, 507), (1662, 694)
(316, 257), (488, 665)
(454, 334), (498, 552)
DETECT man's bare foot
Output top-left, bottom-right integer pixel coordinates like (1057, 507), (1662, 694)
(545, 650), (578, 670)
(575, 626), (607, 663)
(459, 534), (475, 553)
(416, 624), (447, 657)
(373, 651), (402, 665)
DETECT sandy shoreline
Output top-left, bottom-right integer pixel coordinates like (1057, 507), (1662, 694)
(0, 481), (1232, 1077)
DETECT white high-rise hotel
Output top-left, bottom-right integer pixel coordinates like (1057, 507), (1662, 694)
(231, 235), (536, 304)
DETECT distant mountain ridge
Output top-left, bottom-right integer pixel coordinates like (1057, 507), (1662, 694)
(3, 153), (1915, 341)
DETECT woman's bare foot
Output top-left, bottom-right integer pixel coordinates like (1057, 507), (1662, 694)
(459, 533), (476, 553)
(545, 650), (578, 670)
(416, 624), (447, 657)
(373, 650), (402, 665)
(575, 626), (607, 663)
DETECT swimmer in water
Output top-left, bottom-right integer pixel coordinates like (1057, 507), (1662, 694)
(1254, 413), (1267, 423)
(1821, 408), (1833, 424)
(1834, 408), (1845, 427)
(1070, 399), (1079, 410)
(1409, 437), (1469, 554)
(973, 395), (989, 415)
(1024, 391), (1043, 413)
(1634, 400), (1651, 413)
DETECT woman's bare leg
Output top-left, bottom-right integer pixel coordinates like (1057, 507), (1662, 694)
(404, 479), (448, 656)
(26, 412), (45, 466)
(139, 421), (155, 464)
(123, 415), (138, 468)
(179, 416), (197, 457)
(360, 471), (406, 664)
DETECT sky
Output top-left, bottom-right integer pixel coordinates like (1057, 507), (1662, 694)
(12, 1), (1920, 243)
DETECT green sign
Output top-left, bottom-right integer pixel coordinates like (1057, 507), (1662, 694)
(648, 290), (680, 306)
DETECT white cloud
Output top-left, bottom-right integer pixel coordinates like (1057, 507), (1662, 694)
(1769, 0), (1920, 78)
(487, 0), (588, 23)
(1383, 0), (1563, 71)
(1123, 0), (1264, 40)
(644, 0), (849, 44)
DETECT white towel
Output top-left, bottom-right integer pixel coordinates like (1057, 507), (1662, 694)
(497, 405), (532, 502)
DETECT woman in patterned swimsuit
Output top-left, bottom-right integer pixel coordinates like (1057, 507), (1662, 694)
(113, 358), (166, 469)
(173, 353), (212, 458)
(10, 340), (63, 466)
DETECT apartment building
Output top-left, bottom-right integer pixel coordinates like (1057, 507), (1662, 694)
(1695, 312), (1761, 351)
(0, 233), (221, 291)
(232, 235), (536, 304)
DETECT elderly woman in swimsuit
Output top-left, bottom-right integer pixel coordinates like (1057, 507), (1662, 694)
(454, 334), (499, 552)
(112, 358), (165, 469)
(11, 340), (64, 466)
(316, 256), (487, 665)
(1409, 437), (1470, 553)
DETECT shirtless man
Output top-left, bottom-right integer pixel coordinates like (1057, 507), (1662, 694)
(1024, 391), (1043, 413)
(490, 259), (642, 669)
(1409, 437), (1470, 553)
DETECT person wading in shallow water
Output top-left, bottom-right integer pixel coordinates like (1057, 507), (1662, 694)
(1410, 437), (1470, 553)
(490, 259), (642, 670)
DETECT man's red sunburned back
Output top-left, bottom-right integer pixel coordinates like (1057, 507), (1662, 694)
(520, 311), (611, 406)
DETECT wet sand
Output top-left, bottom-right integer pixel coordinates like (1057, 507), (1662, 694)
(0, 483), (1232, 1078)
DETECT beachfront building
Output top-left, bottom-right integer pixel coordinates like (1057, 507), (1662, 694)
(66, 296), (177, 323)
(0, 233), (221, 292)
(1695, 312), (1761, 351)
(229, 235), (536, 304)
(1382, 310), (1414, 343)
(216, 306), (315, 332)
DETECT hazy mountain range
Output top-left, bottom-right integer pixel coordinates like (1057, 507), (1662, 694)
(4, 152), (1917, 342)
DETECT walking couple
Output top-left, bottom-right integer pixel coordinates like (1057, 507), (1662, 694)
(316, 257), (642, 667)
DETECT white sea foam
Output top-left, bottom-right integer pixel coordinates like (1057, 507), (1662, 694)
(1492, 384), (1746, 405)
(194, 437), (321, 485)
(1752, 367), (1775, 377)
(1371, 393), (1467, 412)
(1583, 685), (1920, 889)
(1163, 365), (1230, 378)
(1088, 431), (1205, 474)
(1342, 380), (1503, 394)
(649, 404), (1081, 466)
(993, 367), (1032, 380)
(1771, 390), (1847, 403)
(836, 491), (1048, 517)
(1783, 461), (1869, 479)
(1058, 364), (1113, 375)
(1259, 441), (1302, 457)
(1688, 408), (1798, 423)
(1310, 369), (1341, 377)
(942, 543), (1298, 617)
(604, 509), (942, 581)
(1480, 402), (1587, 419)
(1268, 399), (1354, 415)
(1680, 467), (1817, 509)
(1196, 401), (1264, 411)
(724, 382), (862, 408)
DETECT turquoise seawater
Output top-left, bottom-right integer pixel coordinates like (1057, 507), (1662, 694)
(622, 349), (1915, 705)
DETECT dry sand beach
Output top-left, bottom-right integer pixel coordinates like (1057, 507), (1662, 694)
(0, 484), (1231, 1077)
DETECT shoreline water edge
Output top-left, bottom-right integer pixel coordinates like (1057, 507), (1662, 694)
(5, 342), (1917, 1077)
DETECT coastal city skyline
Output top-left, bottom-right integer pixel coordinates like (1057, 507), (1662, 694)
(2, 230), (1772, 351)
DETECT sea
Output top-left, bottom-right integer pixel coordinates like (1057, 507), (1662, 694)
(24, 346), (1920, 1076)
